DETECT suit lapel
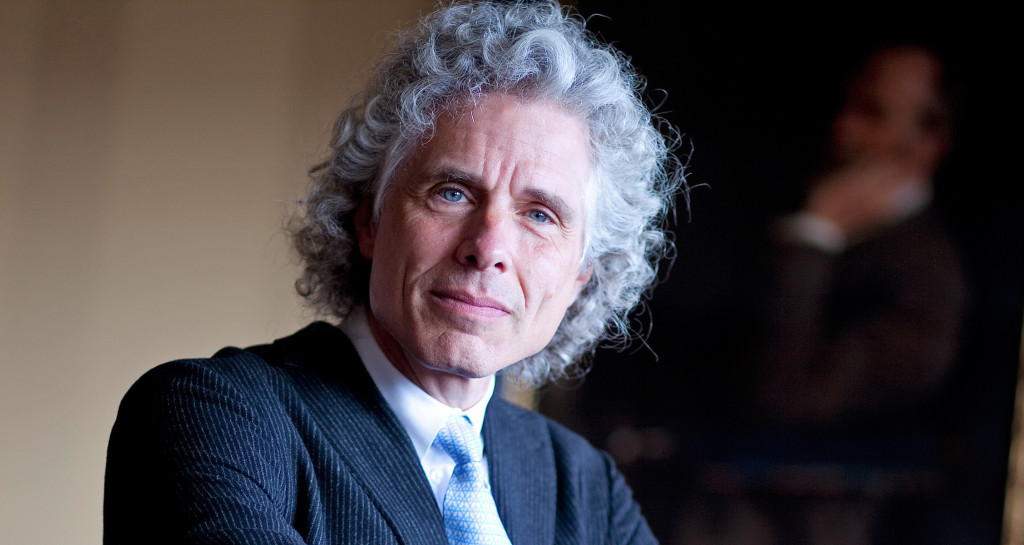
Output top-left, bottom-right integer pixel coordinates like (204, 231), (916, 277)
(266, 323), (448, 545)
(484, 397), (557, 545)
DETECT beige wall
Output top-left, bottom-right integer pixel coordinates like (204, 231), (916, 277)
(0, 1), (433, 542)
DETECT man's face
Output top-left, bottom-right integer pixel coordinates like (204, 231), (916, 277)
(357, 93), (592, 384)
(830, 48), (948, 172)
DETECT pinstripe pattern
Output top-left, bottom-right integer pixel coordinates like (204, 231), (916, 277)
(104, 322), (657, 544)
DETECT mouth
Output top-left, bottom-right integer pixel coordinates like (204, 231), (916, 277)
(430, 290), (512, 319)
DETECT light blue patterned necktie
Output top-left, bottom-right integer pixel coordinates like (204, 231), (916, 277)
(434, 415), (512, 545)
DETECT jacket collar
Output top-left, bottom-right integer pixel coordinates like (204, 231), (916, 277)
(260, 322), (449, 544)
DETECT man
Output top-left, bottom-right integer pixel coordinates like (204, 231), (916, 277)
(709, 45), (969, 545)
(757, 45), (967, 424)
(104, 1), (681, 544)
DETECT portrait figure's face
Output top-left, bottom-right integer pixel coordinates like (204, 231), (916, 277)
(831, 49), (948, 171)
(358, 93), (592, 384)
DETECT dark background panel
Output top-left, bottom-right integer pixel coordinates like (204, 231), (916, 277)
(542, 3), (1023, 543)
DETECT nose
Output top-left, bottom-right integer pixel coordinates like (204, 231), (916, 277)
(834, 103), (922, 162)
(457, 208), (510, 272)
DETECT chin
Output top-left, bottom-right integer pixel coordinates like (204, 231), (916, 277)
(424, 347), (512, 380)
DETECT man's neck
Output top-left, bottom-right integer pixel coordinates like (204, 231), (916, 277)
(364, 308), (492, 410)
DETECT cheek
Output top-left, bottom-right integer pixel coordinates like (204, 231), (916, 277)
(522, 252), (585, 314)
(831, 115), (878, 160)
(375, 213), (460, 281)
(833, 114), (866, 143)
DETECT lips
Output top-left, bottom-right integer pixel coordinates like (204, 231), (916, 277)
(430, 289), (512, 318)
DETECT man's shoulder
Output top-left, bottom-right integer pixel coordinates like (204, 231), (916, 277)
(129, 322), (331, 377)
(487, 395), (614, 467)
(119, 321), (361, 416)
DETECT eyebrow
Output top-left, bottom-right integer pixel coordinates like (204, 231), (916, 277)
(522, 187), (577, 225)
(431, 168), (579, 225)
(433, 168), (475, 185)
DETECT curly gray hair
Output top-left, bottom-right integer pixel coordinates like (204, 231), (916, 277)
(291, 0), (683, 385)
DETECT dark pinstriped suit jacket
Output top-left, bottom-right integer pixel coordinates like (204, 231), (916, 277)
(104, 322), (655, 544)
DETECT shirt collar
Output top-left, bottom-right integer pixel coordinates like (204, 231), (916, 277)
(339, 306), (493, 460)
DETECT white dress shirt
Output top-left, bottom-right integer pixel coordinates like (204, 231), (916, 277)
(339, 306), (495, 510)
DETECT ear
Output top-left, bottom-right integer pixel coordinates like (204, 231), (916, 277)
(354, 199), (376, 260)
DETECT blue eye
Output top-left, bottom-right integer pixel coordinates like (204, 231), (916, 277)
(440, 188), (465, 202)
(527, 209), (550, 223)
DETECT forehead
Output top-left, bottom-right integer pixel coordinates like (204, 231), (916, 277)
(425, 94), (591, 176)
(850, 50), (942, 111)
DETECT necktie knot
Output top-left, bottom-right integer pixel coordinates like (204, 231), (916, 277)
(435, 415), (483, 465)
